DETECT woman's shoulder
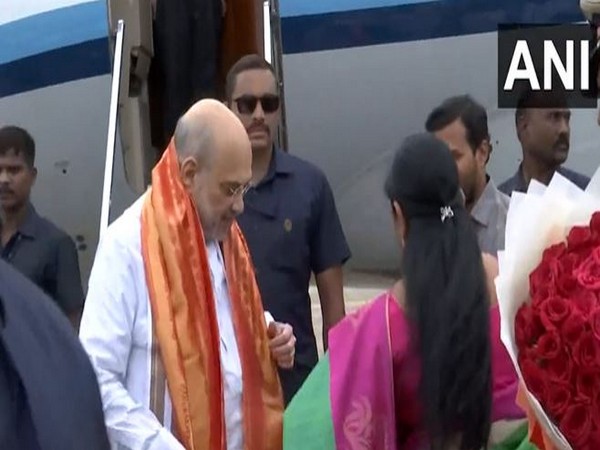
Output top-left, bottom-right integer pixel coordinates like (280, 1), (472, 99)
(349, 290), (394, 318)
(331, 289), (401, 335)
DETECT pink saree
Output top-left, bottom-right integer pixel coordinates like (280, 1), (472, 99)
(283, 292), (530, 450)
(329, 292), (398, 448)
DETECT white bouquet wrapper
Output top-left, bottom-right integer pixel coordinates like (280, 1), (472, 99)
(495, 167), (600, 449)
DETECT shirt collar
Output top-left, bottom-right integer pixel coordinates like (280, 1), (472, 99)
(508, 164), (528, 193)
(257, 147), (293, 186)
(512, 163), (572, 193)
(0, 203), (38, 240)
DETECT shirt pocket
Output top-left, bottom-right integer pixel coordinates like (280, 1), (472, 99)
(269, 215), (309, 273)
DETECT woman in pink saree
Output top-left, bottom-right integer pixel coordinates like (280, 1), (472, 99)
(283, 133), (533, 450)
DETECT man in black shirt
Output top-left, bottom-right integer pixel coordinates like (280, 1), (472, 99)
(498, 90), (589, 195)
(0, 259), (109, 449)
(225, 55), (351, 404)
(0, 126), (84, 328)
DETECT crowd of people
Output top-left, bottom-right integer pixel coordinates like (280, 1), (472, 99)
(0, 17), (598, 450)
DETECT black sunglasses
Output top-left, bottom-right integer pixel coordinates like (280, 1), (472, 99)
(234, 94), (280, 114)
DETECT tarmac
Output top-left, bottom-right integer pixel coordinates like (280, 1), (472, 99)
(308, 270), (396, 356)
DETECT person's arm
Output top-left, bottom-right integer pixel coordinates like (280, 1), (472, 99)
(53, 235), (84, 330)
(78, 232), (184, 450)
(310, 174), (352, 351)
(315, 266), (345, 350)
(482, 252), (499, 307)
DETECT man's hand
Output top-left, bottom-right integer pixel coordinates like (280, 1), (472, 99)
(267, 321), (295, 369)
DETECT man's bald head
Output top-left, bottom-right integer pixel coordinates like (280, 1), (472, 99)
(174, 99), (250, 169)
(175, 99), (253, 241)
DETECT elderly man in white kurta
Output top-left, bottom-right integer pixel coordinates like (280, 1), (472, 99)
(79, 100), (295, 450)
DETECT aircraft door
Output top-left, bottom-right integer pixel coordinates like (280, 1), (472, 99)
(106, 0), (288, 187)
(264, 0), (288, 151)
(107, 0), (156, 194)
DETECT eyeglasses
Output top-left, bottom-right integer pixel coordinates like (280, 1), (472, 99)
(234, 94), (280, 115)
(225, 182), (252, 197)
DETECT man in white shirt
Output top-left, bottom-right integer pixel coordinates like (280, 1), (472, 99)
(79, 99), (295, 450)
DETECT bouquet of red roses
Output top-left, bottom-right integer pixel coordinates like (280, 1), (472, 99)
(516, 212), (600, 449)
(497, 173), (600, 450)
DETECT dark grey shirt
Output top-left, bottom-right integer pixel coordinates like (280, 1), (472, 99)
(0, 203), (83, 315)
(498, 165), (590, 196)
(471, 178), (510, 256)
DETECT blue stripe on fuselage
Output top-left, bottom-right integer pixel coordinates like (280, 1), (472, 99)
(0, 1), (108, 65)
(280, 0), (435, 18)
(281, 0), (585, 54)
(0, 38), (110, 98)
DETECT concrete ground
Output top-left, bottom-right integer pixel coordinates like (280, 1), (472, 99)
(308, 270), (396, 356)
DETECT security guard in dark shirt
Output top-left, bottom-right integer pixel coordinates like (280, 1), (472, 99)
(226, 55), (351, 404)
(0, 259), (110, 449)
(0, 126), (84, 328)
(498, 90), (590, 195)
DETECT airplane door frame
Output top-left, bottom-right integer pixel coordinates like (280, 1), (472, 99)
(264, 0), (289, 152)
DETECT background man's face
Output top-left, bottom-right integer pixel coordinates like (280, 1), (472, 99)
(0, 149), (36, 212)
(230, 69), (280, 152)
(519, 108), (570, 168)
(433, 118), (487, 206)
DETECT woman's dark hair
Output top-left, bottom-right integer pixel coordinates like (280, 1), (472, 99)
(384, 133), (492, 450)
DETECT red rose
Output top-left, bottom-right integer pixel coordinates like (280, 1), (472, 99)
(546, 383), (571, 419)
(590, 211), (600, 238)
(576, 370), (597, 400)
(573, 289), (598, 315)
(546, 349), (573, 384)
(530, 260), (556, 300)
(534, 331), (561, 360)
(557, 273), (580, 297)
(560, 252), (587, 274)
(539, 296), (573, 330)
(520, 358), (547, 404)
(515, 305), (544, 349)
(562, 309), (587, 347)
(559, 403), (593, 447)
(531, 283), (556, 306)
(515, 306), (532, 349)
(530, 244), (565, 299)
(567, 226), (595, 252)
(588, 426), (600, 449)
(573, 331), (600, 369)
(575, 248), (600, 291)
(543, 241), (568, 261)
(594, 392), (600, 425)
(590, 308), (600, 342)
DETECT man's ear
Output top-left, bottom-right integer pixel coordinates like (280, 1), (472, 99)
(476, 139), (491, 165)
(515, 111), (528, 141)
(179, 156), (197, 190)
(391, 200), (402, 219)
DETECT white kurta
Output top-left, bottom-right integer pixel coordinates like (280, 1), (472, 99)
(79, 195), (267, 450)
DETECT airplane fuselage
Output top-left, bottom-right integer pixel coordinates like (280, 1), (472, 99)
(1, 0), (598, 284)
